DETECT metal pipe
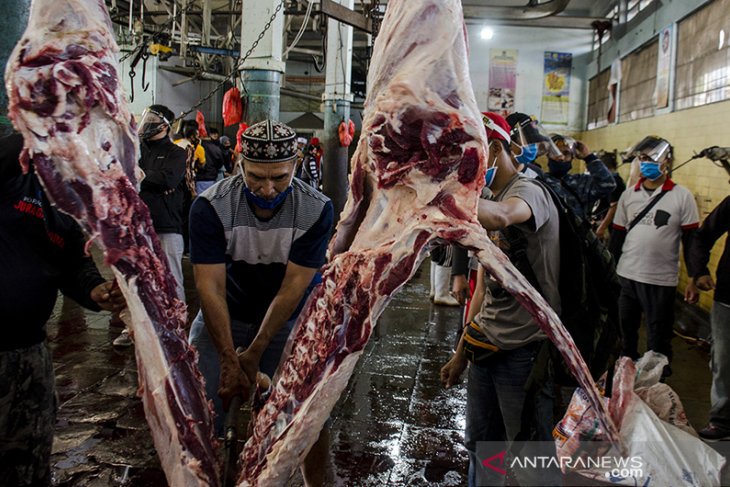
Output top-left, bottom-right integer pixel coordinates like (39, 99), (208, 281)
(171, 2), (177, 44)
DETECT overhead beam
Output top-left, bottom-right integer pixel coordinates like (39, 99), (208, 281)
(464, 15), (605, 30)
(319, 0), (371, 33)
(462, 0), (570, 20)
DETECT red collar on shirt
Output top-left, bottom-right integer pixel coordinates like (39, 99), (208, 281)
(633, 177), (676, 192)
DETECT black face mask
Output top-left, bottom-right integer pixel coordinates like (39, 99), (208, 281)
(139, 122), (167, 140)
(548, 159), (572, 178)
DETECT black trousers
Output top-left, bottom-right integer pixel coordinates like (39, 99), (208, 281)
(619, 277), (676, 363)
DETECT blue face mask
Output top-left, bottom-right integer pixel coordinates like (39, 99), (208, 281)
(515, 144), (538, 164)
(548, 159), (572, 178)
(640, 161), (663, 181)
(485, 166), (498, 187)
(243, 186), (292, 209)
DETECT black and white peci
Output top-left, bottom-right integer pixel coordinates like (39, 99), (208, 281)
(240, 120), (299, 163)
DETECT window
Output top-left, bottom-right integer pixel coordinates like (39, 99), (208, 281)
(592, 5), (619, 52)
(586, 69), (612, 130)
(627, 0), (655, 21)
(675, 0), (730, 110)
(619, 39), (658, 121)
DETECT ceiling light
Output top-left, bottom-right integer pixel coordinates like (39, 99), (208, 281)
(720, 29), (725, 50)
(480, 27), (494, 40)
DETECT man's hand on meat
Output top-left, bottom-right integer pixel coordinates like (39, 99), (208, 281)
(90, 281), (126, 312)
(233, 261), (319, 396)
(237, 348), (261, 394)
(219, 351), (252, 409)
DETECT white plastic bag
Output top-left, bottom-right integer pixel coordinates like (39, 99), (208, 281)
(554, 353), (725, 485)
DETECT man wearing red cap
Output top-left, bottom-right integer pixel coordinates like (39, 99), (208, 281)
(441, 112), (561, 486)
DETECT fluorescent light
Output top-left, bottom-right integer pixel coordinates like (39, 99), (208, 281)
(720, 29), (725, 50)
(480, 27), (494, 40)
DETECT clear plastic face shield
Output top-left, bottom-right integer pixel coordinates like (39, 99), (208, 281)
(624, 136), (672, 185)
(551, 135), (577, 161)
(511, 120), (562, 159)
(626, 136), (672, 164)
(137, 109), (170, 140)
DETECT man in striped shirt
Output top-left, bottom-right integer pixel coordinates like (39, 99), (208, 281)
(189, 120), (333, 466)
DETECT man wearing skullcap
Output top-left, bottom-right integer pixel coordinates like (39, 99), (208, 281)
(190, 120), (333, 425)
(188, 121), (333, 481)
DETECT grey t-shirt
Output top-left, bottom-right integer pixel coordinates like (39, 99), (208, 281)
(476, 175), (561, 350)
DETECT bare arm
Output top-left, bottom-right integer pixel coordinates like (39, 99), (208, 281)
(238, 261), (318, 383)
(194, 263), (246, 404)
(477, 197), (533, 231)
(596, 203), (618, 239)
(465, 266), (486, 324)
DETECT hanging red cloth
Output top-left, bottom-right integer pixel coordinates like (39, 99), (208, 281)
(222, 87), (242, 127)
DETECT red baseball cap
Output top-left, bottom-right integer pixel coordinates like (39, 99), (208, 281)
(481, 112), (511, 144)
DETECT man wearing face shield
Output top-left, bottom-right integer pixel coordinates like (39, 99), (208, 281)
(442, 112), (561, 487)
(505, 112), (551, 178)
(608, 136), (699, 377)
(137, 105), (187, 304)
(187, 120), (333, 481)
(542, 133), (616, 221)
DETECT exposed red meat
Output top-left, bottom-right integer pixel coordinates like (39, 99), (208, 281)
(239, 0), (619, 485)
(5, 1), (219, 485)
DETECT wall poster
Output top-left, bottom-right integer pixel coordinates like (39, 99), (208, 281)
(655, 24), (673, 109)
(541, 51), (572, 125)
(488, 49), (518, 117)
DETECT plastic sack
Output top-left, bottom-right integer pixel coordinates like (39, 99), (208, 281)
(633, 352), (696, 436)
(196, 110), (208, 138)
(222, 87), (242, 127)
(554, 353), (724, 485)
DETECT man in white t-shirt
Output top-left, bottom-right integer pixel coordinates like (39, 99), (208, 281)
(609, 136), (699, 376)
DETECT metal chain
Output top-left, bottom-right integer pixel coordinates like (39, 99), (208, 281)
(370, 0), (382, 39)
(175, 0), (286, 122)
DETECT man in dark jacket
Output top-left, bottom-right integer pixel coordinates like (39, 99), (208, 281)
(0, 131), (125, 486)
(685, 195), (730, 440)
(197, 127), (226, 193)
(544, 134), (616, 221)
(137, 104), (187, 303)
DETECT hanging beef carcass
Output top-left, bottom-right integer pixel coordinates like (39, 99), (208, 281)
(238, 0), (620, 485)
(6, 0), (619, 485)
(5, 1), (220, 485)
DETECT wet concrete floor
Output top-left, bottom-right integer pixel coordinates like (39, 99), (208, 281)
(47, 254), (714, 485)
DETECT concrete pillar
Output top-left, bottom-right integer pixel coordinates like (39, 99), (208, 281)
(0, 0), (31, 135)
(242, 70), (282, 124)
(240, 0), (285, 124)
(321, 0), (355, 222)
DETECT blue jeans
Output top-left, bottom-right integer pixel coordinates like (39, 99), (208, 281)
(710, 301), (730, 427)
(465, 343), (557, 486)
(188, 311), (295, 434)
